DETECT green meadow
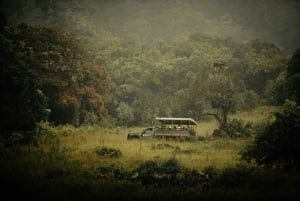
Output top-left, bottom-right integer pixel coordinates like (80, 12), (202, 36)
(1, 106), (299, 201)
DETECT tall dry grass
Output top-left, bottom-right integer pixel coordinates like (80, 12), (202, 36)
(3, 105), (298, 201)
(54, 128), (249, 173)
(37, 106), (277, 172)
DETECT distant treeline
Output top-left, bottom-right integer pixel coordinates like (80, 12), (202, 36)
(0, 0), (300, 135)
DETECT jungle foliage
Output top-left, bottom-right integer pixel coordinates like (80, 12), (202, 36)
(0, 131), (300, 201)
(0, 22), (109, 136)
(0, 1), (300, 200)
(286, 48), (300, 104)
(241, 100), (300, 170)
(0, 0), (296, 130)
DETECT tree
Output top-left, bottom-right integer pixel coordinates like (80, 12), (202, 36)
(286, 47), (300, 104)
(205, 73), (239, 137)
(232, 40), (287, 96)
(241, 100), (300, 170)
(0, 24), (48, 136)
(13, 23), (109, 126)
(184, 62), (245, 137)
(116, 102), (134, 126)
(0, 23), (109, 135)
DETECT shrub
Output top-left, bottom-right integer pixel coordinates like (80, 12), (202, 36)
(212, 164), (255, 189)
(158, 158), (182, 174)
(36, 121), (59, 136)
(241, 100), (300, 170)
(131, 158), (208, 186)
(5, 132), (39, 147)
(202, 166), (218, 178)
(94, 146), (122, 158)
(37, 121), (78, 136)
(212, 118), (252, 138)
(93, 164), (125, 180)
(227, 118), (252, 137)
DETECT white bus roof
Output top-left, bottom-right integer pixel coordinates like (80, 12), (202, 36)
(155, 117), (197, 125)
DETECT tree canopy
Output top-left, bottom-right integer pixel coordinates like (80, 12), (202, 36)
(0, 0), (297, 129)
(241, 100), (300, 170)
(287, 48), (300, 104)
(0, 23), (109, 135)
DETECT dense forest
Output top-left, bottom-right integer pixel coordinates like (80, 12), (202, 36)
(1, 1), (300, 200)
(1, 0), (299, 133)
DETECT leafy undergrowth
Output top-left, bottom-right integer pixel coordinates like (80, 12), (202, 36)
(1, 110), (299, 201)
(1, 166), (299, 201)
(95, 146), (122, 158)
(0, 147), (299, 201)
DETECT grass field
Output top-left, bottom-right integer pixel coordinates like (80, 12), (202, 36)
(2, 105), (299, 201)
(26, 105), (279, 172)
(56, 129), (251, 171)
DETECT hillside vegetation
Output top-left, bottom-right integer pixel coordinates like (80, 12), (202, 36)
(1, 1), (300, 200)
(0, 0), (293, 130)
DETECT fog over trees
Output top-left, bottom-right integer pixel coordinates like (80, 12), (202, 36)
(2, 0), (299, 52)
(0, 0), (299, 130)
(1, 2), (300, 200)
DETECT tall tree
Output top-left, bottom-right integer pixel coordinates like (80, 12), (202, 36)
(286, 48), (300, 104)
(0, 24), (48, 135)
(241, 100), (300, 170)
(0, 23), (109, 132)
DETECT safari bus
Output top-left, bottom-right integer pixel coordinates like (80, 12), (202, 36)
(153, 117), (197, 140)
(127, 117), (197, 140)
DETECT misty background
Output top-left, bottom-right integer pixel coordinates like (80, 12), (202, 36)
(0, 0), (299, 127)
(1, 2), (300, 200)
(1, 0), (299, 53)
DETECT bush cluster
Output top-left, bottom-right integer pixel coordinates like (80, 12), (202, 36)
(37, 121), (77, 136)
(130, 158), (209, 186)
(241, 100), (300, 170)
(212, 118), (252, 138)
(95, 146), (122, 158)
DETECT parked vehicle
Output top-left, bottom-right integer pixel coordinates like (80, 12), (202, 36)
(127, 117), (197, 140)
(154, 117), (197, 140)
(127, 127), (155, 139)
